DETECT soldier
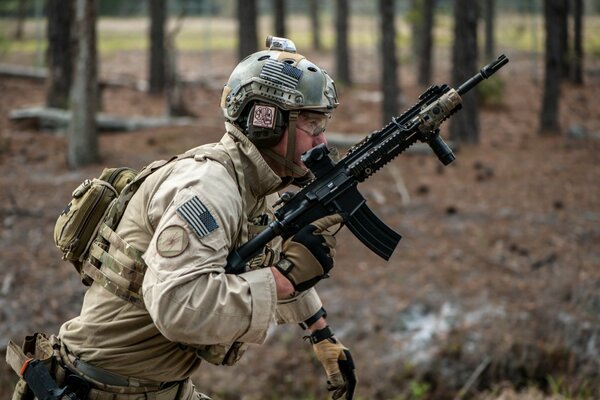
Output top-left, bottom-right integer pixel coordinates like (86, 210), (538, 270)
(9, 37), (356, 400)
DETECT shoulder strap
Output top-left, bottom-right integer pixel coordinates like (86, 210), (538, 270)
(102, 152), (198, 230)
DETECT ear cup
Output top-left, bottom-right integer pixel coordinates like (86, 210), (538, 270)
(246, 103), (286, 147)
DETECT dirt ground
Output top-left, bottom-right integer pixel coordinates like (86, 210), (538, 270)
(0, 49), (599, 400)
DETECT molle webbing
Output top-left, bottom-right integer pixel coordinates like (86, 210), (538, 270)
(83, 223), (146, 307)
(90, 242), (144, 287)
(84, 147), (236, 308)
(83, 259), (145, 308)
(84, 224), (146, 306)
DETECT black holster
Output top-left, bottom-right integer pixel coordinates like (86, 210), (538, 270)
(6, 333), (89, 400)
(22, 359), (89, 400)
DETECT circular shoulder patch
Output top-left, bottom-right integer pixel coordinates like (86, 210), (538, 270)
(156, 225), (189, 258)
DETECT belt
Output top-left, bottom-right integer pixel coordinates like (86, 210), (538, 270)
(72, 358), (133, 387)
(7, 334), (189, 400)
(60, 343), (181, 393)
(65, 357), (186, 400)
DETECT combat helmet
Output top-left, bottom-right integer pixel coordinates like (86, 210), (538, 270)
(220, 36), (338, 176)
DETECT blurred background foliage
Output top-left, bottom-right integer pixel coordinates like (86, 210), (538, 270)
(1, 0), (600, 55)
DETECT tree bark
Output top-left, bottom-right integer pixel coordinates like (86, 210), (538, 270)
(46, 0), (74, 109)
(274, 0), (286, 38)
(68, 0), (98, 168)
(335, 0), (351, 85)
(450, 0), (479, 144)
(559, 0), (569, 79)
(484, 0), (495, 60)
(571, 0), (584, 84)
(540, 0), (564, 134)
(148, 0), (167, 94)
(310, 0), (321, 51)
(165, 10), (190, 117)
(418, 0), (434, 86)
(379, 0), (399, 124)
(238, 0), (258, 60)
(410, 0), (421, 57)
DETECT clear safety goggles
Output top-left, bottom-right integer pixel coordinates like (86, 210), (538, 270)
(296, 111), (330, 137)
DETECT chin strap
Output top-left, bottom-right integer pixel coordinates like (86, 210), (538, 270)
(285, 110), (299, 175)
(262, 110), (307, 178)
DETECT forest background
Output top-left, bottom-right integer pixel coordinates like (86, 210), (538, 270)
(0, 0), (598, 399)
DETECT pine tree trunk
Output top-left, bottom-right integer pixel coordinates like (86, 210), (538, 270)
(165, 12), (192, 117)
(310, 0), (321, 51)
(418, 0), (434, 86)
(166, 30), (181, 117)
(379, 0), (399, 124)
(238, 0), (258, 60)
(148, 0), (167, 94)
(274, 0), (286, 38)
(571, 0), (584, 85)
(559, 0), (569, 79)
(46, 0), (74, 109)
(450, 0), (479, 144)
(540, 0), (564, 134)
(68, 0), (98, 168)
(484, 0), (495, 60)
(336, 0), (351, 85)
(410, 0), (422, 57)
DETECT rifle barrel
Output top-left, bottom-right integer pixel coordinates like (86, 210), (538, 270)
(457, 54), (509, 95)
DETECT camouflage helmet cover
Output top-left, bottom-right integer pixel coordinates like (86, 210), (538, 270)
(220, 38), (339, 122)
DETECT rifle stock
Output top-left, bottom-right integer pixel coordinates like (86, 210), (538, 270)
(225, 55), (509, 274)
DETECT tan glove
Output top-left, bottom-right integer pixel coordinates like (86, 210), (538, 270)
(309, 327), (357, 400)
(276, 214), (343, 292)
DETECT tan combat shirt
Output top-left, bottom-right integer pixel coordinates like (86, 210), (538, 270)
(59, 123), (322, 382)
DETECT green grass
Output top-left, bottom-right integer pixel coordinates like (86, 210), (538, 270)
(175, 31), (236, 52)
(97, 33), (147, 53)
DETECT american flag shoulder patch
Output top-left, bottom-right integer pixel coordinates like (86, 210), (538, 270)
(176, 196), (219, 238)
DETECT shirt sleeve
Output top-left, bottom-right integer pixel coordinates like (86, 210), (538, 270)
(141, 159), (277, 345)
(275, 288), (323, 325)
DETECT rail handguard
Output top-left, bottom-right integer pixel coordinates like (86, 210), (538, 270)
(226, 55), (509, 274)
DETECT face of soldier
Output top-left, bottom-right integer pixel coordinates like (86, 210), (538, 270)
(270, 111), (330, 177)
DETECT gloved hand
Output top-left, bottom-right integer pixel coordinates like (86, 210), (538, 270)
(276, 214), (343, 292)
(309, 327), (357, 400)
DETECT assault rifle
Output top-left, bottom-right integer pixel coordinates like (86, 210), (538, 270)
(226, 55), (509, 274)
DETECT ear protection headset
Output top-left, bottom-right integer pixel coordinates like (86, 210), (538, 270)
(245, 102), (288, 148)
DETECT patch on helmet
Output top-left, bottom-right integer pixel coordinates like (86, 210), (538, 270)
(156, 225), (189, 258)
(260, 59), (303, 88)
(252, 105), (276, 129)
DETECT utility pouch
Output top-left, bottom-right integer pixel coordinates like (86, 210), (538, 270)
(53, 167), (138, 282)
(5, 333), (56, 400)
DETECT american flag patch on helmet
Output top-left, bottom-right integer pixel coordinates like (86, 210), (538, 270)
(176, 196), (219, 238)
(260, 59), (303, 88)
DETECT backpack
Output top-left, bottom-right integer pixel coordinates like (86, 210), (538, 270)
(53, 167), (138, 281)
